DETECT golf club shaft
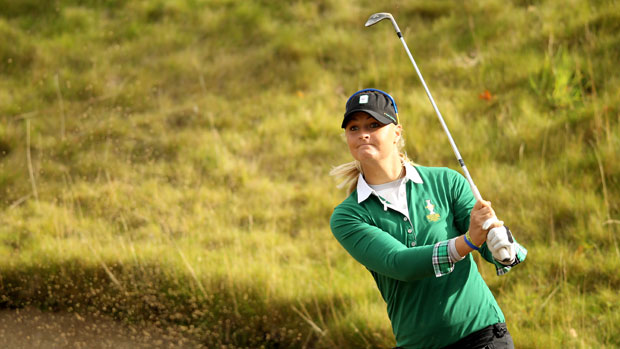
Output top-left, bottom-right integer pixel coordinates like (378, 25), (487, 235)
(395, 24), (510, 262)
(397, 36), (483, 202)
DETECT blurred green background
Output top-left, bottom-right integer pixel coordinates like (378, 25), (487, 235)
(0, 0), (618, 347)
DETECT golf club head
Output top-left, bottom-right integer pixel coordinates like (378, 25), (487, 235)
(365, 12), (401, 35)
(365, 12), (393, 27)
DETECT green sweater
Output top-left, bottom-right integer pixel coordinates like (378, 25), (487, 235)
(330, 166), (526, 348)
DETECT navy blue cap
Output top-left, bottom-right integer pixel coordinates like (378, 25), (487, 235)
(343, 89), (398, 128)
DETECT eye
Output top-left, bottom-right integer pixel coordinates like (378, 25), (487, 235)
(349, 125), (359, 131)
(370, 122), (381, 128)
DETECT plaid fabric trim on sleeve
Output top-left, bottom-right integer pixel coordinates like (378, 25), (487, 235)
(433, 241), (455, 277)
(495, 241), (528, 276)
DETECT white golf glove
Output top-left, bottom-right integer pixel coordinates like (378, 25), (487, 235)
(482, 217), (502, 231)
(487, 225), (516, 265)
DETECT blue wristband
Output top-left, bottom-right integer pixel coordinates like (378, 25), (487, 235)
(464, 233), (480, 251)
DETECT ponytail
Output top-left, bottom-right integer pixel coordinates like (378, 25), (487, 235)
(329, 160), (363, 195)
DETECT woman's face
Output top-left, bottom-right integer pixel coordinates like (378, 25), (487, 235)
(344, 112), (402, 163)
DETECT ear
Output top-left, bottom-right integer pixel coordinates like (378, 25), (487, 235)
(394, 124), (403, 142)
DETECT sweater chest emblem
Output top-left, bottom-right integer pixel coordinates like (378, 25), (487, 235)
(424, 200), (441, 222)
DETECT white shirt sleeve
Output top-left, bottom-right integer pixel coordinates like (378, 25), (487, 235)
(448, 237), (465, 262)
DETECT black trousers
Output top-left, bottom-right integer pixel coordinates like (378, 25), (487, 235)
(442, 323), (514, 349)
(393, 323), (514, 349)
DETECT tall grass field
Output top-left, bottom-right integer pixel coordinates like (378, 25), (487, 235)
(1, 0), (619, 347)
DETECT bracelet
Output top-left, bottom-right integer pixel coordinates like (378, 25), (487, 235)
(464, 232), (480, 250)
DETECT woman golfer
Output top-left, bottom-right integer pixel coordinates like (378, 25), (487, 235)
(330, 89), (527, 348)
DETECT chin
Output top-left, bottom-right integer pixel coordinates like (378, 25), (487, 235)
(355, 152), (380, 163)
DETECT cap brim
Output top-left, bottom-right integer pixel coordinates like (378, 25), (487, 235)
(342, 109), (396, 128)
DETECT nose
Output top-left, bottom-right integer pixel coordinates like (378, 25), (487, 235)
(359, 131), (370, 139)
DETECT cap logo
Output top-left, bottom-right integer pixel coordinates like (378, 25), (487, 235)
(359, 95), (369, 104)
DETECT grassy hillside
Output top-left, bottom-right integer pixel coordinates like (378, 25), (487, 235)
(1, 0), (619, 347)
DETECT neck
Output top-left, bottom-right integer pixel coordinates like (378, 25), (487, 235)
(361, 154), (404, 185)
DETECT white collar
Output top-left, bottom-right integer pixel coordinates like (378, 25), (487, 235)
(357, 162), (423, 203)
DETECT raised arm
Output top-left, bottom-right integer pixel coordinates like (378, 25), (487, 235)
(448, 168), (528, 274)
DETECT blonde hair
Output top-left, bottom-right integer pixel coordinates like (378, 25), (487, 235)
(330, 135), (414, 195)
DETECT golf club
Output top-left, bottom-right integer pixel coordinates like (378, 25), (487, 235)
(365, 12), (511, 262)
